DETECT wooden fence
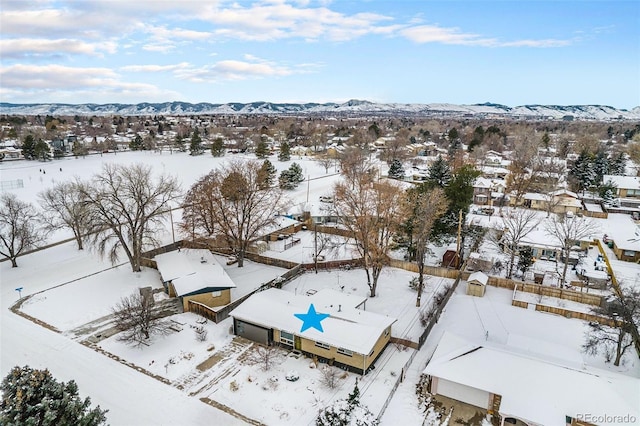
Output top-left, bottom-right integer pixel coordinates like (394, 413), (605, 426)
(510, 299), (618, 327)
(387, 259), (461, 280)
(388, 258), (604, 307)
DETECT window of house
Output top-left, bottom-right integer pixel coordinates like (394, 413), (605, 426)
(280, 330), (294, 346)
(337, 347), (353, 357)
(211, 290), (221, 297)
(314, 341), (330, 350)
(623, 250), (636, 257)
(384, 328), (389, 337)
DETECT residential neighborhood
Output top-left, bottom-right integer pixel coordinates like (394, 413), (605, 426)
(1, 109), (640, 426)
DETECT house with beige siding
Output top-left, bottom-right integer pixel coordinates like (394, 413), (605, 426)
(154, 249), (236, 314)
(230, 288), (395, 375)
(424, 332), (639, 426)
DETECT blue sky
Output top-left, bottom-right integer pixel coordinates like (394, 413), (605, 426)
(1, 0), (638, 108)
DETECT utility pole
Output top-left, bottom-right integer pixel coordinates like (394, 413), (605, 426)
(456, 209), (463, 259)
(314, 224), (318, 273)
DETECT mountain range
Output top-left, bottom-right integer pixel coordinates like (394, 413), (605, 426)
(1, 100), (639, 120)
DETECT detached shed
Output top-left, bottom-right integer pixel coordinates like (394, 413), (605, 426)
(466, 271), (488, 297)
(154, 249), (236, 317)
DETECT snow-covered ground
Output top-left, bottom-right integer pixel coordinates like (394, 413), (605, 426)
(3, 152), (640, 425)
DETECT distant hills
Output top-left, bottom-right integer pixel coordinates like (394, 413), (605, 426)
(1, 100), (639, 120)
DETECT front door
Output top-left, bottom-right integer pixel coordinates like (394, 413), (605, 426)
(294, 335), (301, 350)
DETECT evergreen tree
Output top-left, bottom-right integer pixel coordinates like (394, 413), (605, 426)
(432, 165), (481, 241)
(174, 134), (185, 152)
(1, 366), (108, 425)
(278, 141), (291, 161)
(258, 159), (277, 189)
(541, 132), (551, 150)
(593, 150), (609, 184)
(517, 246), (534, 276)
(129, 134), (143, 151)
(387, 159), (405, 180)
(316, 379), (378, 426)
(289, 162), (304, 183)
(210, 137), (225, 157)
(278, 169), (296, 190)
(21, 134), (36, 159)
(468, 126), (484, 152)
(34, 139), (51, 161)
(608, 152), (626, 175)
(189, 127), (203, 155)
(347, 379), (360, 407)
(427, 155), (452, 188)
(598, 180), (618, 204)
(255, 139), (270, 159)
(279, 163), (304, 190)
(569, 151), (595, 194)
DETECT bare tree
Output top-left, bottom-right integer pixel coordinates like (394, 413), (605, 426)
(338, 147), (376, 189)
(583, 286), (640, 366)
(181, 159), (287, 267)
(246, 345), (284, 371)
(491, 208), (541, 279)
(81, 163), (181, 272)
(505, 133), (539, 206)
(0, 193), (47, 267)
(334, 177), (406, 297)
(319, 366), (340, 389)
(315, 154), (334, 174)
(38, 180), (90, 250)
(544, 214), (600, 286)
(402, 186), (447, 306)
(112, 292), (170, 345)
(381, 128), (410, 164)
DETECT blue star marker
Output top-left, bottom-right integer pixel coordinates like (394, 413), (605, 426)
(294, 304), (330, 332)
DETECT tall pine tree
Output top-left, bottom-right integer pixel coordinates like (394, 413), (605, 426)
(1, 366), (108, 425)
(387, 159), (405, 180)
(278, 142), (291, 161)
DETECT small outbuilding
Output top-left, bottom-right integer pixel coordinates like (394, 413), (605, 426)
(466, 271), (488, 297)
(154, 249), (236, 318)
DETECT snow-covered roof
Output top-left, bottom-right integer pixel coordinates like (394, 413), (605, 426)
(467, 271), (488, 286)
(230, 288), (396, 354)
(551, 189), (578, 198)
(603, 175), (640, 191)
(424, 332), (640, 425)
(601, 213), (640, 252)
(154, 249), (236, 296)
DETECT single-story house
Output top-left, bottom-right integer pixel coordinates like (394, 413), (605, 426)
(600, 213), (640, 262)
(154, 249), (236, 315)
(602, 174), (640, 199)
(517, 190), (582, 215)
(466, 271), (488, 297)
(230, 288), (395, 375)
(424, 332), (639, 426)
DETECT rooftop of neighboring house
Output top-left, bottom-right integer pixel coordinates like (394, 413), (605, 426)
(154, 249), (236, 296)
(424, 332), (640, 426)
(603, 174), (640, 191)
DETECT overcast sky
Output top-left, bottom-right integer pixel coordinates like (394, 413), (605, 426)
(1, 0), (638, 108)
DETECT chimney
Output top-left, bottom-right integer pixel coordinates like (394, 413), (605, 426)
(338, 304), (341, 312)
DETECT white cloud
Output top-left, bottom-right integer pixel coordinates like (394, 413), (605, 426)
(0, 38), (117, 58)
(0, 64), (163, 95)
(121, 63), (191, 73)
(122, 57), (317, 82)
(400, 25), (573, 48)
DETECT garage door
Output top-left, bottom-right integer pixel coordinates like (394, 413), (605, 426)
(235, 319), (271, 345)
(435, 378), (490, 409)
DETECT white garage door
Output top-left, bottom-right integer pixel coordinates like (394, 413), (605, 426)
(435, 378), (490, 409)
